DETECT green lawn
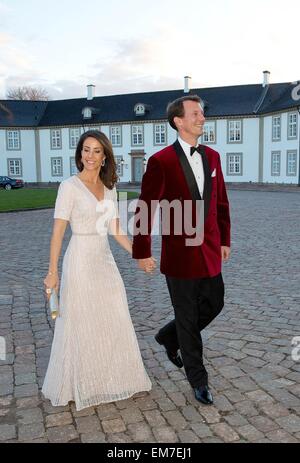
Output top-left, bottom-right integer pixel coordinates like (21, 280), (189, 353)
(0, 188), (139, 212)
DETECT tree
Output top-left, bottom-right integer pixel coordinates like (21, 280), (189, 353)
(6, 86), (50, 101)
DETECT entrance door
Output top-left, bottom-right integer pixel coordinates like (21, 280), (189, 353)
(132, 157), (144, 182)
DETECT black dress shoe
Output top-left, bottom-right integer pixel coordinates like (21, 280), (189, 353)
(154, 334), (183, 368)
(194, 386), (213, 405)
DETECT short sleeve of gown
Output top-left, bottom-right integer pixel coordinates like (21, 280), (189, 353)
(54, 181), (74, 221)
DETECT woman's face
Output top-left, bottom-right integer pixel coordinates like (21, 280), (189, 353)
(81, 137), (105, 172)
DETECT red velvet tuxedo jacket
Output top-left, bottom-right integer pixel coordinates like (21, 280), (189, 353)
(132, 140), (231, 279)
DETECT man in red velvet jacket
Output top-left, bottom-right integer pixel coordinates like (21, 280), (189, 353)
(132, 95), (231, 405)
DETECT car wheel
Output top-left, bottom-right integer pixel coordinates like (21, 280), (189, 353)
(5, 184), (12, 190)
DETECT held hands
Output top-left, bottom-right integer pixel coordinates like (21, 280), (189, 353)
(43, 272), (59, 300)
(137, 257), (157, 274)
(221, 246), (231, 262)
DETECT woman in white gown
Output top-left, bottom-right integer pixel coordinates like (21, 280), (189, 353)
(42, 130), (153, 411)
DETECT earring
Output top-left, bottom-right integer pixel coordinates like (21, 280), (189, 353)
(101, 159), (106, 167)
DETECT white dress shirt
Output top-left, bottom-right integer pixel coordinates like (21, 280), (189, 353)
(178, 136), (205, 197)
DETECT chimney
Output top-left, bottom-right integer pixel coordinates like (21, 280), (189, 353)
(262, 70), (270, 88)
(87, 84), (95, 100)
(184, 76), (191, 93)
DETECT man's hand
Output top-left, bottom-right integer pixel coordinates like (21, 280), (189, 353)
(137, 257), (157, 273)
(221, 246), (231, 262)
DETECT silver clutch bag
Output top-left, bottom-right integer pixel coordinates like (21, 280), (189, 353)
(49, 289), (60, 320)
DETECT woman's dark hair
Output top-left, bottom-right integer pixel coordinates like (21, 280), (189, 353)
(75, 130), (118, 189)
(167, 95), (203, 131)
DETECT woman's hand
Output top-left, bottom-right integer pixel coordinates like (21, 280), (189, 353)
(44, 273), (59, 300)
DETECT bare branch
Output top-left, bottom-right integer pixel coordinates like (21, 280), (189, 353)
(6, 86), (50, 101)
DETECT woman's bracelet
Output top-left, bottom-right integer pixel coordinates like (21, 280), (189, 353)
(48, 270), (58, 276)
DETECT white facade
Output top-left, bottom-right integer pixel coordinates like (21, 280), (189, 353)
(0, 111), (299, 185)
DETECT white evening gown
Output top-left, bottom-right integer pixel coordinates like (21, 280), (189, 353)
(42, 176), (151, 410)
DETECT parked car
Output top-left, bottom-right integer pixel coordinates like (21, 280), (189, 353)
(0, 176), (24, 190)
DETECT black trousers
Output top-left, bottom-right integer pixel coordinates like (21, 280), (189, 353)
(158, 273), (224, 388)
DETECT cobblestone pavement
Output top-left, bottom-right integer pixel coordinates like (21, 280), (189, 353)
(0, 190), (300, 443)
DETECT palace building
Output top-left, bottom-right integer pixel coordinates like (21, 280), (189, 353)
(0, 72), (299, 185)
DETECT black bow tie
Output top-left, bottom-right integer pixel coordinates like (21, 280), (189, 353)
(190, 146), (202, 156)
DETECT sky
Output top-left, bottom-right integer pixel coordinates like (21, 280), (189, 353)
(0, 0), (299, 100)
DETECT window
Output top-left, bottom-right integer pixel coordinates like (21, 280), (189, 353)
(7, 158), (22, 177)
(134, 104), (146, 116)
(271, 151), (281, 176)
(51, 157), (63, 176)
(286, 150), (297, 176)
(110, 126), (122, 146)
(227, 153), (243, 175)
(69, 128), (81, 149)
(203, 122), (216, 143)
(287, 113), (297, 139)
(7, 130), (21, 150)
(131, 125), (144, 146)
(51, 129), (62, 149)
(228, 120), (242, 143)
(115, 156), (124, 177)
(272, 116), (281, 141)
(70, 157), (77, 175)
(154, 124), (167, 145)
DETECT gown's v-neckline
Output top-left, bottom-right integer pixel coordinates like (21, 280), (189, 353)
(75, 175), (105, 202)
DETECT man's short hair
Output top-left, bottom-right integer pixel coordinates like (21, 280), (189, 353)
(167, 95), (204, 131)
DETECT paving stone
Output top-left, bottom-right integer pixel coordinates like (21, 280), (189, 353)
(266, 429), (299, 443)
(236, 424), (264, 441)
(75, 415), (101, 433)
(16, 396), (41, 409)
(213, 394), (235, 411)
(0, 383), (14, 396)
(219, 366), (246, 379)
(257, 402), (291, 418)
(133, 397), (157, 410)
(46, 412), (73, 428)
(224, 412), (249, 427)
(96, 403), (121, 420)
(245, 390), (275, 404)
(46, 425), (79, 443)
(248, 415), (279, 432)
(181, 405), (202, 422)
(152, 426), (179, 443)
(0, 424), (16, 441)
(275, 415), (300, 433)
(14, 384), (39, 398)
(17, 407), (43, 425)
(178, 430), (200, 443)
(119, 407), (144, 424)
(144, 409), (167, 427)
(190, 422), (213, 438)
(127, 422), (154, 442)
(163, 410), (188, 430)
(106, 432), (133, 443)
(199, 406), (221, 424)
(80, 432), (106, 443)
(167, 392), (187, 407)
(101, 418), (126, 434)
(18, 423), (45, 441)
(155, 397), (177, 412)
(69, 404), (96, 417)
(15, 373), (37, 386)
(211, 423), (240, 442)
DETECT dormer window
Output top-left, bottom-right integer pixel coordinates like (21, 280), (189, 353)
(134, 103), (146, 116)
(82, 107), (92, 120)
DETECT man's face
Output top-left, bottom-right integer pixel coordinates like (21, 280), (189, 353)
(175, 100), (205, 139)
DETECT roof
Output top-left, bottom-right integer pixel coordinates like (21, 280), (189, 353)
(0, 81), (299, 128)
(0, 100), (47, 127)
